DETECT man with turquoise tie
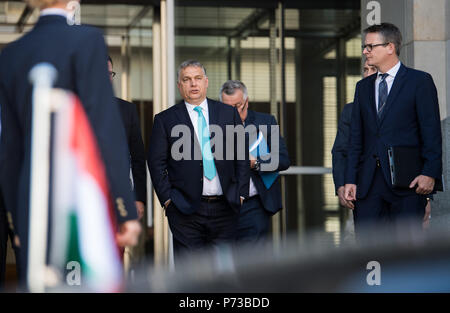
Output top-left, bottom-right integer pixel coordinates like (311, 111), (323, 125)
(148, 60), (249, 260)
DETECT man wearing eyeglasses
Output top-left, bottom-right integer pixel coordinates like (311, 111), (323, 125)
(344, 23), (442, 236)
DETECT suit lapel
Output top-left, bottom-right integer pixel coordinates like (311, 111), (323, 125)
(207, 98), (219, 127)
(366, 74), (379, 128)
(174, 101), (198, 149)
(379, 64), (407, 125)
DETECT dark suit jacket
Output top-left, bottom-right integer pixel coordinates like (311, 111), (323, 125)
(0, 15), (137, 245)
(332, 102), (353, 193)
(116, 98), (147, 203)
(244, 110), (290, 214)
(345, 64), (442, 199)
(148, 98), (250, 214)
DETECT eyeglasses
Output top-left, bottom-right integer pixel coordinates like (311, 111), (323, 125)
(362, 42), (389, 52)
(109, 71), (116, 78)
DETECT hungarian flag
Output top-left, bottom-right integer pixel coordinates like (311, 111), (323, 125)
(50, 90), (123, 292)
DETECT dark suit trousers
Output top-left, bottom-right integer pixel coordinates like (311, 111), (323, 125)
(237, 196), (271, 244)
(354, 166), (426, 237)
(166, 198), (238, 262)
(0, 189), (20, 290)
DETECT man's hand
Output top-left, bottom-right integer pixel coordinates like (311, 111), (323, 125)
(240, 197), (244, 206)
(337, 186), (354, 209)
(250, 159), (256, 169)
(344, 184), (357, 205)
(14, 235), (20, 248)
(409, 175), (435, 195)
(116, 220), (141, 247)
(423, 199), (431, 230)
(135, 201), (145, 220)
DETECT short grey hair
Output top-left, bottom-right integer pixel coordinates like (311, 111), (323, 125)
(363, 23), (402, 56)
(219, 80), (248, 102)
(177, 60), (207, 82)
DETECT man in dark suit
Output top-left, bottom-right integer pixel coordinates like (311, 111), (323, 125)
(0, 0), (141, 283)
(220, 80), (290, 243)
(148, 60), (249, 259)
(108, 57), (147, 219)
(344, 23), (442, 234)
(332, 60), (377, 210)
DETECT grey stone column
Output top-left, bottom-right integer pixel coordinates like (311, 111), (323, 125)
(361, 0), (450, 223)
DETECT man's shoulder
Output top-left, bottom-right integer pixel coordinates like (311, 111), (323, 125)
(208, 98), (235, 111)
(403, 66), (432, 80)
(251, 110), (277, 125)
(155, 102), (182, 120)
(116, 97), (134, 107)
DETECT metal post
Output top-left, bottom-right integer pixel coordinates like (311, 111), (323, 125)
(121, 35), (131, 101)
(278, 1), (287, 241)
(27, 63), (57, 292)
(152, 6), (165, 268)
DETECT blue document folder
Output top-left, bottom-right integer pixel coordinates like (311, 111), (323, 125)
(249, 131), (279, 189)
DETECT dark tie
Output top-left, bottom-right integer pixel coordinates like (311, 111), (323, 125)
(377, 73), (389, 116)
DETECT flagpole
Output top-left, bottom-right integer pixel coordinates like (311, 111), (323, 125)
(27, 63), (57, 293)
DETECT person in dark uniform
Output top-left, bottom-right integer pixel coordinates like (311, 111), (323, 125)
(0, 0), (141, 285)
(108, 56), (147, 219)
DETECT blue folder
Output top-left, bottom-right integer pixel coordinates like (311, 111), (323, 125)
(249, 131), (279, 189)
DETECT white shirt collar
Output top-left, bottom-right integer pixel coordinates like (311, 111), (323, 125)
(40, 8), (69, 18)
(185, 98), (208, 113)
(379, 61), (401, 79)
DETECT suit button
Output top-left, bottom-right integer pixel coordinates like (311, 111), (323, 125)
(373, 155), (377, 159)
(200, 162), (202, 167)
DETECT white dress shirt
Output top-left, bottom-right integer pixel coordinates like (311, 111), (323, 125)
(40, 8), (69, 18)
(185, 99), (223, 196)
(242, 122), (259, 198)
(375, 61), (401, 111)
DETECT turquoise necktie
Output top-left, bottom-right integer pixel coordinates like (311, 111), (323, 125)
(194, 106), (216, 180)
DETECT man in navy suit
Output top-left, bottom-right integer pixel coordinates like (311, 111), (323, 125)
(148, 60), (249, 259)
(108, 57), (147, 220)
(344, 23), (442, 234)
(220, 80), (290, 243)
(0, 0), (141, 283)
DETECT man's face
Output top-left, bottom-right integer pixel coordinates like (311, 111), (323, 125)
(107, 60), (114, 84)
(221, 89), (247, 112)
(363, 61), (377, 78)
(363, 32), (393, 68)
(177, 66), (208, 105)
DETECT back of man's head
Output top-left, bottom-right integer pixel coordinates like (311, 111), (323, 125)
(363, 23), (402, 56)
(219, 80), (248, 102)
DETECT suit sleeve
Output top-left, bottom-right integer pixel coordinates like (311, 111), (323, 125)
(257, 115), (290, 173)
(148, 114), (172, 207)
(234, 108), (250, 199)
(0, 70), (22, 234)
(345, 84), (363, 185)
(416, 73), (442, 179)
(332, 103), (352, 192)
(128, 103), (147, 203)
(74, 29), (137, 223)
